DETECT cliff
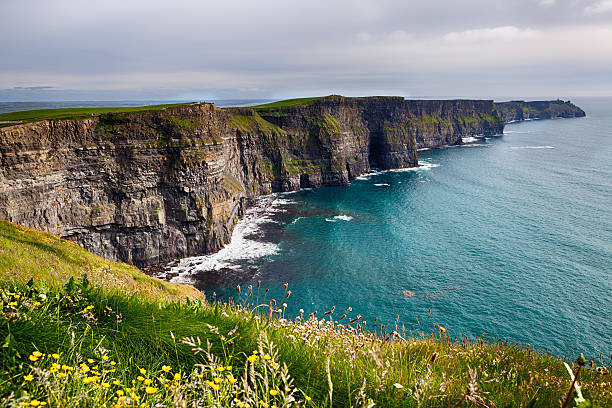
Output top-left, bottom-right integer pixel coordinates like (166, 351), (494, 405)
(0, 95), (556, 266)
(494, 99), (585, 123)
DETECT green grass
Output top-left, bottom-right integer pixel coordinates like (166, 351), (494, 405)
(0, 103), (192, 127)
(0, 220), (201, 302)
(0, 220), (610, 407)
(249, 97), (324, 110)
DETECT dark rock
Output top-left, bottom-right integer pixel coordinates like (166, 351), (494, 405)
(0, 96), (566, 267)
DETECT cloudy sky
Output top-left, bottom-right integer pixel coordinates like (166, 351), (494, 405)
(1, 0), (612, 101)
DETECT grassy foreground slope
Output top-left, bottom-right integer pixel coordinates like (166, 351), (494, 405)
(0, 221), (610, 407)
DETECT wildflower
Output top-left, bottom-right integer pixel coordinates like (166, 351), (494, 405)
(270, 362), (279, 370)
(113, 380), (121, 386)
(173, 373), (181, 381)
(252, 350), (258, 355)
(439, 326), (446, 333)
(226, 366), (232, 371)
(263, 354), (271, 361)
(62, 365), (73, 371)
(270, 389), (279, 396)
(86, 305), (94, 310)
(34, 302), (41, 307)
(32, 351), (43, 357)
(137, 376), (145, 381)
(285, 387), (291, 392)
(102, 382), (110, 388)
(116, 390), (124, 396)
(102, 355), (109, 361)
(29, 401), (41, 407)
(144, 379), (153, 385)
(305, 395), (312, 401)
(139, 368), (147, 375)
(259, 401), (269, 408)
(161, 365), (171, 372)
(24, 374), (34, 381)
(110, 361), (117, 366)
(51, 353), (60, 360)
(248, 355), (258, 363)
(214, 377), (223, 383)
(87, 358), (95, 364)
(9, 301), (17, 306)
(29, 355), (38, 362)
(217, 366), (225, 372)
(57, 372), (67, 378)
(144, 387), (157, 394)
(226, 374), (237, 384)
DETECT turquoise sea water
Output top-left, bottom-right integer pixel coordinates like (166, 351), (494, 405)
(172, 97), (611, 358)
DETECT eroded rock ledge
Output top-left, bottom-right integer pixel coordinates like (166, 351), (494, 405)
(0, 96), (584, 266)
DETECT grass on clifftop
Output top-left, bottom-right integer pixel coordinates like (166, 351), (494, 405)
(0, 103), (192, 127)
(250, 97), (324, 110)
(0, 220), (611, 407)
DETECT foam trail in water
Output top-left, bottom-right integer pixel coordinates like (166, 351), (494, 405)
(374, 183), (390, 187)
(510, 146), (555, 149)
(165, 195), (288, 284)
(325, 215), (354, 222)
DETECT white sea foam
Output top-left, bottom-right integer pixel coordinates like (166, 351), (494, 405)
(462, 136), (478, 143)
(374, 183), (390, 187)
(326, 214), (354, 222)
(165, 195), (288, 284)
(290, 217), (303, 224)
(510, 146), (555, 150)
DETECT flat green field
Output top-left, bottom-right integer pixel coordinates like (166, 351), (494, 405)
(0, 103), (191, 127)
(249, 97), (323, 110)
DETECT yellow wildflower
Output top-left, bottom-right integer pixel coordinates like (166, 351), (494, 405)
(144, 386), (157, 394)
(271, 362), (279, 370)
(34, 302), (41, 306)
(24, 374), (34, 381)
(214, 377), (223, 383)
(87, 358), (95, 364)
(51, 353), (60, 360)
(161, 365), (171, 372)
(252, 350), (258, 355)
(86, 305), (94, 310)
(102, 355), (109, 361)
(270, 389), (279, 396)
(113, 380), (121, 386)
(9, 301), (17, 306)
(29, 355), (38, 362)
(117, 390), (124, 396)
(102, 382), (110, 388)
(29, 401), (41, 407)
(144, 379), (153, 385)
(263, 354), (271, 361)
(173, 373), (181, 381)
(439, 326), (447, 333)
(305, 395), (312, 401)
(32, 351), (43, 357)
(139, 368), (147, 375)
(110, 361), (116, 366)
(137, 376), (145, 381)
(217, 366), (225, 372)
(248, 355), (258, 363)
(226, 374), (237, 384)
(226, 366), (232, 370)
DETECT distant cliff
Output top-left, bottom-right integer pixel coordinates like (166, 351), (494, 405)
(0, 96), (581, 266)
(495, 100), (585, 123)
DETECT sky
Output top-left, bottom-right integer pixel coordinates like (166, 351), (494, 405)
(1, 0), (612, 101)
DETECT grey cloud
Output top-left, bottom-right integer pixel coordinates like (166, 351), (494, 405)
(0, 0), (611, 100)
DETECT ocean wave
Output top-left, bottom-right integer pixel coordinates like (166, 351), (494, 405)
(374, 183), (390, 187)
(462, 136), (478, 143)
(510, 146), (555, 149)
(165, 195), (285, 284)
(325, 214), (354, 222)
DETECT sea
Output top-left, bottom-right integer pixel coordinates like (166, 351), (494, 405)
(3, 97), (610, 358)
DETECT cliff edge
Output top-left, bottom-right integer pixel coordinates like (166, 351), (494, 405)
(0, 96), (580, 266)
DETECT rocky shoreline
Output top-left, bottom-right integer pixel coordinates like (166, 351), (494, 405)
(0, 96), (584, 267)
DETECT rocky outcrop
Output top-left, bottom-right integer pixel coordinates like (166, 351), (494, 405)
(494, 100), (585, 123)
(0, 95), (535, 266)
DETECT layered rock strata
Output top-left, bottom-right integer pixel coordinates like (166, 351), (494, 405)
(0, 96), (581, 266)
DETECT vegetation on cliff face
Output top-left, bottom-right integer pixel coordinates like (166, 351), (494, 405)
(1, 221), (610, 407)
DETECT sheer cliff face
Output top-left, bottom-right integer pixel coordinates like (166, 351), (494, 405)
(495, 100), (586, 123)
(0, 96), (504, 266)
